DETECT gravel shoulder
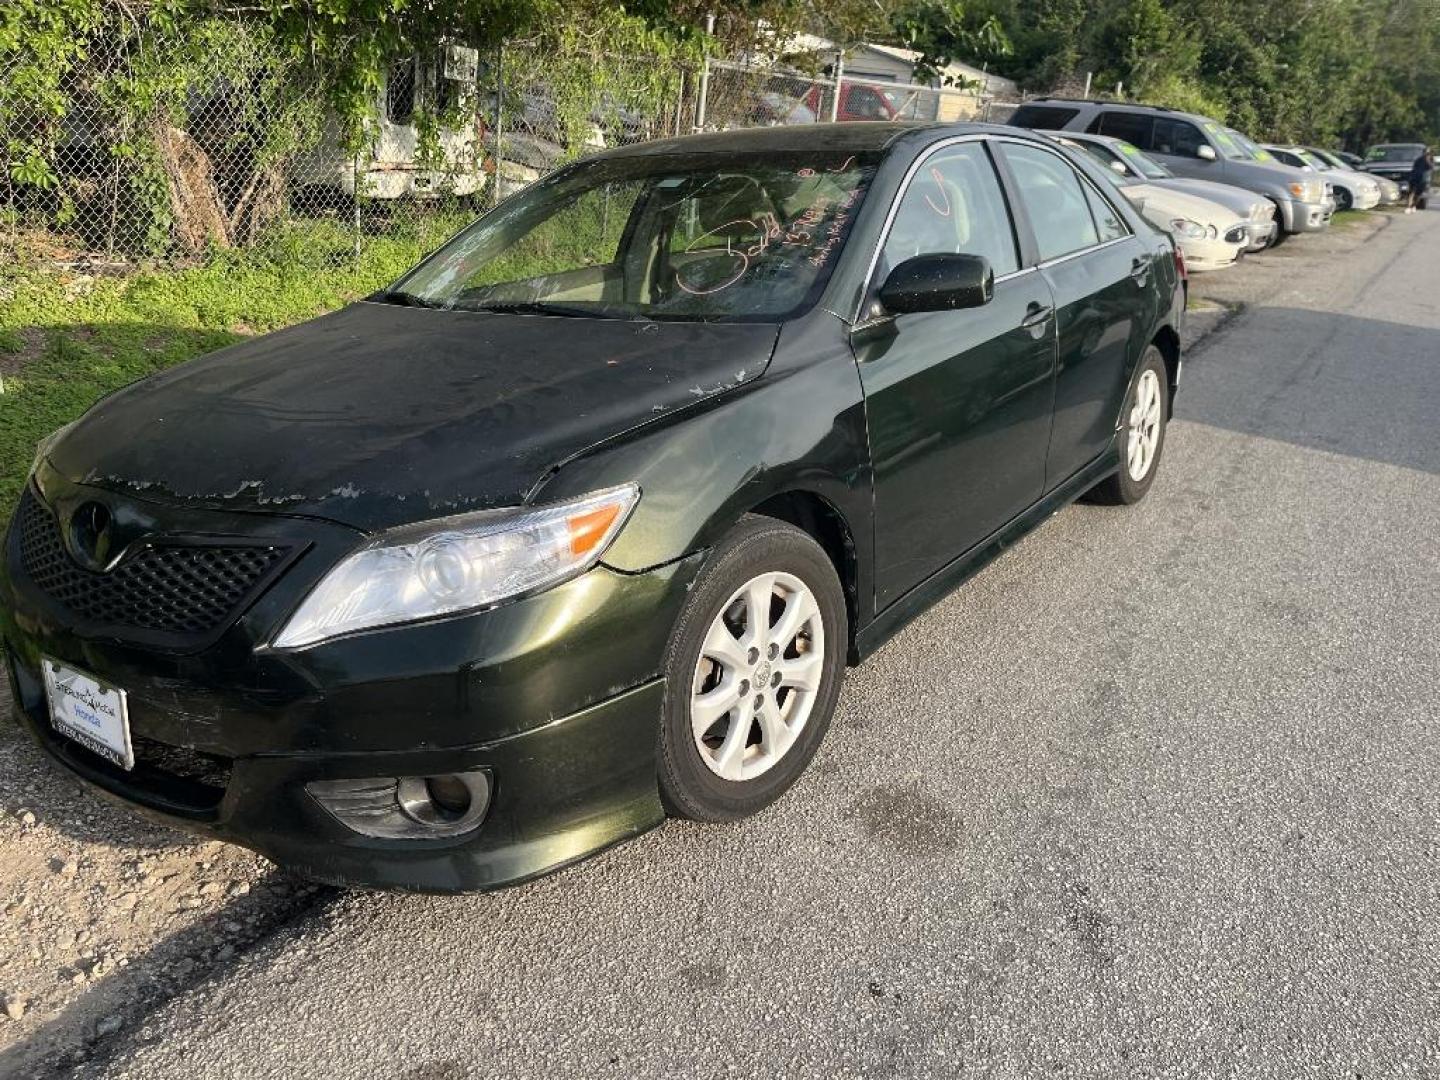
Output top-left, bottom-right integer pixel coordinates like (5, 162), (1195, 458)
(0, 205), (1415, 1077)
(0, 687), (327, 1073)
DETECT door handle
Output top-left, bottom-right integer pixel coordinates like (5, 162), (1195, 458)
(1130, 257), (1151, 283)
(1020, 302), (1053, 333)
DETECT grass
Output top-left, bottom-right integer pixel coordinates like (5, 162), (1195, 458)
(1328, 208), (1372, 229)
(0, 212), (468, 514)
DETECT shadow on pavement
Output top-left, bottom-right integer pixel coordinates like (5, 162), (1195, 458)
(1177, 307), (1440, 476)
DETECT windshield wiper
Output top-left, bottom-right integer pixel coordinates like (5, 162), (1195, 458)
(465, 300), (601, 319)
(374, 289), (444, 309)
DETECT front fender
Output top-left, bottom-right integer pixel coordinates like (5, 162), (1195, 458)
(531, 311), (876, 623)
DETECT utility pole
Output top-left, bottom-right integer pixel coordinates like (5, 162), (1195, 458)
(830, 50), (844, 122)
(695, 13), (715, 132)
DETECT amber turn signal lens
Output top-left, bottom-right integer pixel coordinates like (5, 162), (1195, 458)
(568, 503), (624, 557)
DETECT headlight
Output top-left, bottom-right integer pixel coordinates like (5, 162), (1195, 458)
(1205, 223), (1219, 239)
(1170, 218), (1206, 240)
(1287, 182), (1307, 198)
(272, 484), (640, 648)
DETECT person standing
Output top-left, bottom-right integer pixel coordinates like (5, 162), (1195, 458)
(1406, 147), (1433, 213)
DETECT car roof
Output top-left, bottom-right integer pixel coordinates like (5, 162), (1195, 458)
(593, 121), (1023, 160)
(1022, 98), (1210, 122)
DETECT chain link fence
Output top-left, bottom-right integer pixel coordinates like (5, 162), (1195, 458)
(697, 59), (1021, 130)
(0, 25), (1024, 275)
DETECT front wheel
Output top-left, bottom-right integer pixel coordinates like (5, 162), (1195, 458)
(657, 516), (847, 822)
(1090, 346), (1170, 505)
(1266, 200), (1290, 247)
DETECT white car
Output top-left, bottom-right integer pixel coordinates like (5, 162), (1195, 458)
(1047, 130), (1278, 251)
(1265, 145), (1382, 211)
(1049, 135), (1251, 271)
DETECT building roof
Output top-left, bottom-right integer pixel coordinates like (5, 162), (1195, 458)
(784, 35), (1018, 96)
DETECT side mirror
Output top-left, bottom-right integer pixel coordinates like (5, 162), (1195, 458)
(1197, 145), (1218, 162)
(1109, 159), (1129, 175)
(878, 254), (994, 315)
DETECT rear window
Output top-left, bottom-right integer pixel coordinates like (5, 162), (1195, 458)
(999, 142), (1101, 262)
(1008, 105), (1082, 130)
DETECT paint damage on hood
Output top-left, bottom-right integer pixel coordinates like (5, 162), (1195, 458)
(45, 302), (781, 531)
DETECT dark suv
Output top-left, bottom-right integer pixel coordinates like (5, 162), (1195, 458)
(3, 123), (1184, 891)
(1362, 143), (1429, 199)
(1010, 99), (1331, 239)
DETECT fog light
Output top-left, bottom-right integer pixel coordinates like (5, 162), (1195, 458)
(307, 770), (491, 839)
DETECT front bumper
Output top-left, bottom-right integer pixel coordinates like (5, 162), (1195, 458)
(1244, 217), (1278, 252)
(3, 477), (704, 891)
(1281, 197), (1332, 234)
(1178, 234), (1245, 273)
(1350, 187), (1382, 210)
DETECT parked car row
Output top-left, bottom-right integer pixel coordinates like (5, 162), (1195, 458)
(2, 98), (1430, 891)
(1008, 98), (1426, 272)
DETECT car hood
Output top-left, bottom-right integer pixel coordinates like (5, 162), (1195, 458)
(1156, 178), (1264, 217)
(47, 302), (780, 531)
(1226, 159), (1323, 193)
(1363, 161), (1414, 176)
(1324, 168), (1379, 188)
(1125, 183), (1244, 228)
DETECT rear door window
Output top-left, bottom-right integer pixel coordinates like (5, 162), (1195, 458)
(1097, 111), (1155, 149)
(999, 143), (1101, 262)
(882, 142), (1020, 275)
(1082, 181), (1129, 242)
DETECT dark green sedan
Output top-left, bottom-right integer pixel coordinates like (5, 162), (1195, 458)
(2, 122), (1184, 890)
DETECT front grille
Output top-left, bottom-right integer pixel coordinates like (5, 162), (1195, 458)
(132, 735), (233, 791)
(15, 487), (290, 646)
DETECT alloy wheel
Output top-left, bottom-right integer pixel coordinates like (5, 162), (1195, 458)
(689, 571), (825, 782)
(1126, 369), (1163, 481)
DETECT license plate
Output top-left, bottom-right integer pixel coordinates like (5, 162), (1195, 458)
(41, 658), (133, 771)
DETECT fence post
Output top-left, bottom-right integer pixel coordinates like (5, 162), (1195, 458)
(491, 44), (504, 208)
(695, 13), (714, 132)
(352, 151), (362, 260)
(830, 51), (844, 122)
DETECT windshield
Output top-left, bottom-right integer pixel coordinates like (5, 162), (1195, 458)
(390, 150), (878, 321)
(1062, 140), (1136, 186)
(1306, 148), (1343, 169)
(1112, 139), (1173, 179)
(1297, 150), (1329, 170)
(1227, 128), (1276, 162)
(1366, 144), (1424, 162)
(1205, 123), (1252, 161)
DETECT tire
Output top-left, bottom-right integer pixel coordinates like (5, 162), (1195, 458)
(657, 515), (847, 822)
(1265, 200), (1290, 247)
(1089, 346), (1170, 506)
(1336, 187), (1354, 212)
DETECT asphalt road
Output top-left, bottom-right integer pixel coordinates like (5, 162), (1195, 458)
(73, 211), (1440, 1078)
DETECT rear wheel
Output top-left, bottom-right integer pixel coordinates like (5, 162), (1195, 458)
(1090, 346), (1170, 506)
(657, 516), (847, 821)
